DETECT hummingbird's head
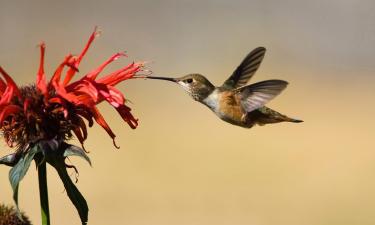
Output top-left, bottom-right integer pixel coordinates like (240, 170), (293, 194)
(146, 74), (215, 101)
(175, 74), (215, 101)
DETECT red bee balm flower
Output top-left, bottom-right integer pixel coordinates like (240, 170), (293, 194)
(0, 29), (146, 224)
(0, 28), (143, 150)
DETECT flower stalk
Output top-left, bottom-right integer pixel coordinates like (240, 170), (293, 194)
(38, 161), (50, 225)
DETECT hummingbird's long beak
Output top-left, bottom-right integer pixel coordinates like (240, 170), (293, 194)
(145, 76), (177, 82)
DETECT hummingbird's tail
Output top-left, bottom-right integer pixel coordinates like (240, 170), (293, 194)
(249, 106), (303, 126)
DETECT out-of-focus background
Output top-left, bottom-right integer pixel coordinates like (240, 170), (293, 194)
(1, 0), (375, 224)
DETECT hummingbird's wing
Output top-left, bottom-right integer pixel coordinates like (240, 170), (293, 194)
(236, 79), (288, 112)
(222, 47), (266, 89)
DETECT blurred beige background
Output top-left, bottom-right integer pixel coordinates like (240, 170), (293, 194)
(1, 0), (375, 224)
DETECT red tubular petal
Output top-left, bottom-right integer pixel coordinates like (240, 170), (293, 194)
(63, 27), (100, 86)
(48, 97), (65, 105)
(23, 98), (30, 113)
(76, 116), (88, 141)
(80, 80), (123, 106)
(36, 42), (48, 96)
(93, 83), (138, 129)
(71, 79), (99, 102)
(0, 105), (21, 124)
(72, 115), (88, 145)
(0, 67), (20, 96)
(77, 81), (138, 130)
(0, 77), (6, 94)
(55, 91), (84, 108)
(73, 127), (85, 145)
(91, 105), (116, 141)
(72, 93), (96, 106)
(0, 91), (13, 107)
(0, 67), (21, 103)
(49, 55), (87, 106)
(85, 52), (127, 81)
(23, 98), (32, 121)
(77, 27), (99, 66)
(115, 104), (138, 129)
(106, 86), (125, 106)
(97, 62), (142, 86)
(76, 110), (94, 127)
(49, 54), (73, 87)
(65, 52), (127, 92)
(49, 97), (69, 118)
(96, 83), (119, 105)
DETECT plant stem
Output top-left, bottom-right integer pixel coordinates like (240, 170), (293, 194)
(38, 161), (51, 225)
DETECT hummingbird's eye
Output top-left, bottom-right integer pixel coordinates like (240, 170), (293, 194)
(186, 78), (193, 83)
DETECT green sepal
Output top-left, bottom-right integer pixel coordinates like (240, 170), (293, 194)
(0, 153), (20, 167)
(63, 145), (92, 167)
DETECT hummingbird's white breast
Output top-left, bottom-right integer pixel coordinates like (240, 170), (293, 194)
(202, 89), (221, 113)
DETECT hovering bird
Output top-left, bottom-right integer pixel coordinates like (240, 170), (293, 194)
(145, 47), (303, 128)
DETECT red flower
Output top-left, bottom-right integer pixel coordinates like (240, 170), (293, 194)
(0, 28), (143, 149)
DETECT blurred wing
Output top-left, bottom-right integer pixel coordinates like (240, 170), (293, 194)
(222, 47), (266, 89)
(237, 79), (288, 112)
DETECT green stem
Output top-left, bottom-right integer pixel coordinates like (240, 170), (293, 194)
(38, 162), (51, 225)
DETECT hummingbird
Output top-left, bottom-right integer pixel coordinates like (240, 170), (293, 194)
(145, 47), (303, 128)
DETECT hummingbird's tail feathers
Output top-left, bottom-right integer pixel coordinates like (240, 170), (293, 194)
(288, 118), (304, 123)
(238, 79), (288, 113)
(248, 107), (303, 126)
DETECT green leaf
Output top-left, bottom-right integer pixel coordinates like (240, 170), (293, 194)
(52, 160), (88, 225)
(0, 153), (19, 167)
(9, 145), (40, 208)
(63, 145), (91, 166)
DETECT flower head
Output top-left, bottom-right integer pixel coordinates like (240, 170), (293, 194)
(0, 28), (142, 150)
(0, 28), (146, 225)
(0, 203), (31, 225)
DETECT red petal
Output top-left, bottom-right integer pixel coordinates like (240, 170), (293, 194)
(36, 42), (48, 96)
(49, 54), (73, 87)
(73, 127), (85, 146)
(23, 98), (32, 120)
(71, 79), (99, 102)
(72, 93), (96, 106)
(76, 110), (94, 127)
(0, 77), (6, 95)
(91, 83), (138, 129)
(0, 105), (21, 124)
(77, 116), (88, 140)
(72, 116), (88, 145)
(63, 27), (100, 86)
(0, 67), (21, 105)
(98, 85), (125, 107)
(115, 104), (138, 129)
(85, 52), (127, 81)
(65, 52), (127, 93)
(106, 86), (125, 106)
(23, 98), (30, 113)
(74, 80), (138, 130)
(97, 62), (142, 86)
(91, 105), (116, 141)
(49, 97), (69, 118)
(49, 55), (86, 106)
